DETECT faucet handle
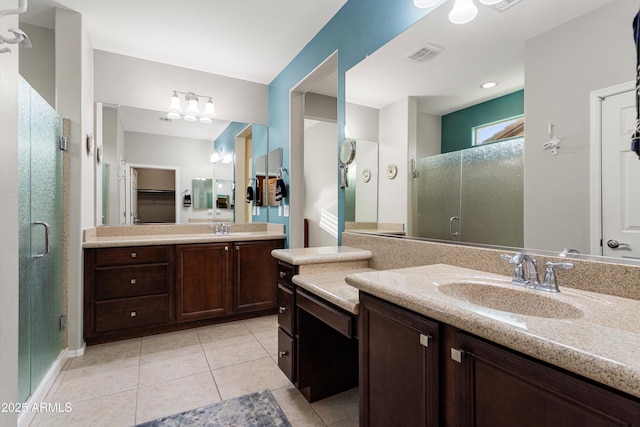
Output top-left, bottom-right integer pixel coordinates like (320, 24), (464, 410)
(501, 253), (525, 281)
(541, 261), (574, 292)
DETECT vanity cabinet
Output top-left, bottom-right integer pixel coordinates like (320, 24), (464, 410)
(276, 261), (297, 384)
(84, 238), (284, 344)
(359, 292), (439, 427)
(453, 331), (640, 427)
(359, 292), (640, 427)
(233, 240), (282, 313)
(84, 245), (174, 341)
(175, 243), (232, 321)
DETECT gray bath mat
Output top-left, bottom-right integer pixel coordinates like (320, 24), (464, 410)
(135, 389), (291, 427)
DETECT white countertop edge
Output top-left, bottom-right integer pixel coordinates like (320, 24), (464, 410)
(271, 246), (372, 265)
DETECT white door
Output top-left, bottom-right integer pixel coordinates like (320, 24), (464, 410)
(601, 89), (640, 259)
(129, 167), (138, 224)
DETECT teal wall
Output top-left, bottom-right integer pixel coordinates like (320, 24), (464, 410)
(441, 90), (524, 153)
(267, 0), (434, 245)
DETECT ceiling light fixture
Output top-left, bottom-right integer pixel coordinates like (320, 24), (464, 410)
(413, 0), (441, 8)
(449, 0), (478, 24)
(167, 91), (216, 123)
(480, 81), (499, 89)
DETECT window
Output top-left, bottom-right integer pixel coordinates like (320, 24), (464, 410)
(473, 116), (524, 146)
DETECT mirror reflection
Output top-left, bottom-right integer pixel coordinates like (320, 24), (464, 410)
(344, 139), (378, 223)
(345, 0), (636, 258)
(100, 104), (268, 225)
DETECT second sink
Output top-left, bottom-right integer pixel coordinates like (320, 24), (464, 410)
(437, 281), (584, 319)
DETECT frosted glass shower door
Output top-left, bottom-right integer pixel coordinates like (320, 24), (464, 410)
(18, 77), (64, 403)
(413, 151), (462, 241)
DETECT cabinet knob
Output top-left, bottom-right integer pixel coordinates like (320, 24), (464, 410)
(224, 246), (229, 251)
(130, 311), (137, 317)
(279, 271), (287, 278)
(236, 246), (240, 251)
(130, 278), (136, 285)
(130, 252), (137, 258)
(278, 351), (288, 358)
(278, 306), (287, 314)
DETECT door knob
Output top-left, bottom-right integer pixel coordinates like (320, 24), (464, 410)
(607, 239), (630, 249)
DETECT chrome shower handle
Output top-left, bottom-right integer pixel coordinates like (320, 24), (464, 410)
(33, 221), (50, 259)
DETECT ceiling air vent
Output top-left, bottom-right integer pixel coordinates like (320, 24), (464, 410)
(487, 0), (522, 13)
(405, 44), (443, 63)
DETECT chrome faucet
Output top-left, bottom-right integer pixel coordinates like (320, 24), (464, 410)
(501, 253), (539, 287)
(501, 253), (573, 293)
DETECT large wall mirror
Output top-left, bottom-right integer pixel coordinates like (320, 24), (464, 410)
(100, 104), (268, 225)
(345, 0), (637, 260)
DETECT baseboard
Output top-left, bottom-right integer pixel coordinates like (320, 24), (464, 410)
(68, 341), (86, 358)
(17, 348), (69, 427)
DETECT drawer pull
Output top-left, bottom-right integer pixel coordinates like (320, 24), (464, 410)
(130, 278), (136, 285)
(279, 271), (287, 278)
(278, 306), (287, 314)
(130, 311), (137, 317)
(130, 252), (137, 258)
(451, 348), (465, 364)
(278, 351), (288, 358)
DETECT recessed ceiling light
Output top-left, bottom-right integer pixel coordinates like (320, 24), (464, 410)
(480, 81), (499, 89)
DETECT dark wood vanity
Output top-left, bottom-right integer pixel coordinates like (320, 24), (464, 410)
(276, 260), (359, 402)
(359, 292), (640, 427)
(84, 238), (284, 344)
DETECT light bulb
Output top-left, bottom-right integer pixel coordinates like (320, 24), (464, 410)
(478, 0), (501, 5)
(210, 152), (221, 163)
(168, 91), (182, 113)
(449, 0), (478, 24)
(167, 111), (181, 120)
(200, 116), (213, 124)
(222, 153), (233, 164)
(202, 98), (216, 118)
(413, 0), (440, 8)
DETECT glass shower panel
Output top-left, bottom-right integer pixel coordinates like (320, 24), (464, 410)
(18, 77), (63, 402)
(460, 138), (524, 247)
(413, 151), (461, 241)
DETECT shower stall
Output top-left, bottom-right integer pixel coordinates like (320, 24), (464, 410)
(412, 138), (524, 248)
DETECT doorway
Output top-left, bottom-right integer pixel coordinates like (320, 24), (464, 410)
(125, 164), (179, 224)
(591, 81), (640, 258)
(289, 52), (339, 248)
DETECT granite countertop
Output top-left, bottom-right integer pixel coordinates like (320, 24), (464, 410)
(292, 268), (377, 314)
(271, 246), (372, 265)
(83, 231), (287, 248)
(83, 223), (286, 248)
(345, 263), (640, 399)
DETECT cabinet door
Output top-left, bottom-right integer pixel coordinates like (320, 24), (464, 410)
(453, 331), (640, 427)
(359, 293), (440, 427)
(233, 240), (282, 312)
(175, 243), (231, 321)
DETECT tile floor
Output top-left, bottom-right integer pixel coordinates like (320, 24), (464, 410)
(29, 315), (359, 427)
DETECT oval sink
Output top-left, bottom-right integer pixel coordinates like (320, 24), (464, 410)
(438, 282), (583, 319)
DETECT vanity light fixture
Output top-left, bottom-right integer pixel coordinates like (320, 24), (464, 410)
(167, 91), (216, 123)
(415, 0), (519, 25)
(449, 0), (478, 24)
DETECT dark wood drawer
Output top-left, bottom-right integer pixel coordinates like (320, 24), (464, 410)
(296, 289), (355, 338)
(278, 327), (295, 383)
(95, 264), (169, 300)
(94, 246), (171, 267)
(95, 294), (169, 333)
(277, 283), (294, 335)
(277, 261), (296, 286)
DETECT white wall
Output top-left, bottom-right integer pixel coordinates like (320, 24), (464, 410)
(94, 50), (269, 125)
(346, 101), (379, 142)
(524, 0), (636, 253)
(355, 140), (379, 222)
(124, 131), (216, 223)
(0, 2), (20, 423)
(55, 8), (94, 353)
(304, 120), (339, 247)
(19, 23), (55, 108)
(378, 97), (414, 226)
(416, 110), (441, 159)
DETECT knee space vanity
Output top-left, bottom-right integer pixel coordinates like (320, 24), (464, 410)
(83, 224), (285, 344)
(274, 235), (640, 426)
